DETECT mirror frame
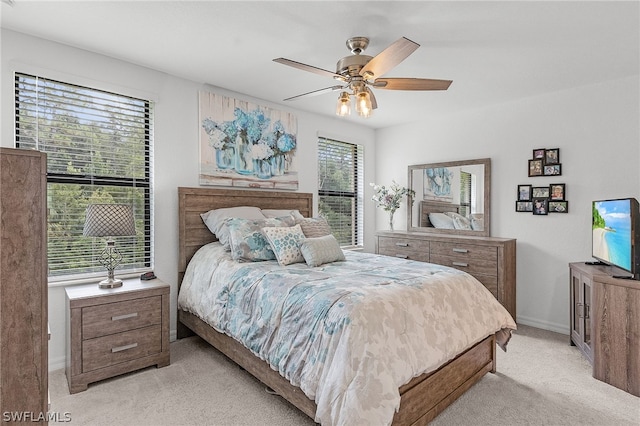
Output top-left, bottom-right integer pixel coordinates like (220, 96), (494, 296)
(407, 158), (491, 237)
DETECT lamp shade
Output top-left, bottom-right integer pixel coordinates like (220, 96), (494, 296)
(83, 204), (136, 237)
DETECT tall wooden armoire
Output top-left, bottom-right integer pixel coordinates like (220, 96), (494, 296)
(0, 148), (48, 422)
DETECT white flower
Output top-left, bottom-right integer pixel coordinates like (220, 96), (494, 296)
(250, 143), (274, 160)
(370, 180), (415, 213)
(208, 127), (228, 150)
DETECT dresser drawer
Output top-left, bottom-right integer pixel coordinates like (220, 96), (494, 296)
(430, 254), (498, 277)
(378, 237), (430, 262)
(430, 241), (497, 262)
(82, 296), (162, 339)
(469, 273), (498, 298)
(82, 325), (162, 373)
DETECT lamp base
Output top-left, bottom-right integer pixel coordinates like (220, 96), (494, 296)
(98, 277), (123, 289)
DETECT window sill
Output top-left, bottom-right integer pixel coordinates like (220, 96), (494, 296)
(48, 270), (152, 288)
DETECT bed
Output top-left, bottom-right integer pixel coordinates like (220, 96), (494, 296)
(177, 187), (515, 425)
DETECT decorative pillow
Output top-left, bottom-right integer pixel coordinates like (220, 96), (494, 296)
(470, 213), (484, 231)
(261, 209), (305, 221)
(428, 212), (455, 229)
(226, 216), (295, 262)
(262, 224), (306, 266)
(201, 206), (266, 249)
(445, 212), (473, 230)
(300, 234), (345, 267)
(297, 217), (331, 238)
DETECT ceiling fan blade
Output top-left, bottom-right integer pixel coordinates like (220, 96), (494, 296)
(365, 87), (378, 110)
(273, 58), (347, 82)
(359, 37), (419, 80)
(372, 78), (452, 91)
(283, 85), (345, 101)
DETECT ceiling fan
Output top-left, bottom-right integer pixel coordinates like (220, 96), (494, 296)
(273, 36), (452, 118)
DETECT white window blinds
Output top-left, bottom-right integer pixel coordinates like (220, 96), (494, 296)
(317, 137), (364, 247)
(15, 73), (153, 280)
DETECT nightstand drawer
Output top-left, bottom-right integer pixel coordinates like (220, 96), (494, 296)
(82, 296), (162, 339)
(82, 325), (161, 372)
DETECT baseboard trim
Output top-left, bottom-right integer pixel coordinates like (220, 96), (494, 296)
(516, 315), (568, 335)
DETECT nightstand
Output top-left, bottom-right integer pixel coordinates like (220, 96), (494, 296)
(65, 278), (170, 393)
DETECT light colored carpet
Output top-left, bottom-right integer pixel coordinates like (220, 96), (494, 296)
(49, 325), (639, 425)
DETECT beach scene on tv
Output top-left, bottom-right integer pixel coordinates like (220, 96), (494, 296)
(592, 200), (632, 271)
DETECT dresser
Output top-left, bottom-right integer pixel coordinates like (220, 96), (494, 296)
(376, 231), (516, 319)
(569, 262), (639, 397)
(65, 278), (170, 393)
(0, 148), (48, 421)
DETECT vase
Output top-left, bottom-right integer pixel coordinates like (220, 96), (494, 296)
(234, 133), (253, 175)
(389, 211), (395, 231)
(253, 158), (272, 179)
(270, 154), (285, 176)
(215, 146), (235, 169)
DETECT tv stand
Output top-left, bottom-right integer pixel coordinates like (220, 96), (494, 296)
(569, 262), (639, 397)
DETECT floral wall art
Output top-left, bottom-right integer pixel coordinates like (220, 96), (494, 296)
(199, 91), (298, 189)
(423, 167), (454, 202)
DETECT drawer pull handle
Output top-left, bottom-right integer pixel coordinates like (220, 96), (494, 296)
(395, 243), (409, 247)
(452, 248), (468, 253)
(452, 262), (468, 267)
(112, 312), (138, 321)
(395, 255), (408, 259)
(111, 343), (138, 353)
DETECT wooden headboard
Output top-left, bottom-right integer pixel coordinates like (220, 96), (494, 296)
(178, 187), (313, 286)
(419, 200), (461, 227)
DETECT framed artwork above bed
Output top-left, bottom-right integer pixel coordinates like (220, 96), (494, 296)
(198, 91), (299, 190)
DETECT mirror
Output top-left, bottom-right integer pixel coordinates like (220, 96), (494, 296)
(407, 158), (491, 236)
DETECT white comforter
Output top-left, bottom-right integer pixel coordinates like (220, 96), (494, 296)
(178, 243), (516, 425)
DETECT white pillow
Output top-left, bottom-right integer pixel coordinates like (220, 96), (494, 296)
(261, 224), (306, 266)
(428, 213), (455, 229)
(299, 234), (345, 267)
(201, 206), (266, 249)
(445, 212), (473, 230)
(261, 209), (305, 221)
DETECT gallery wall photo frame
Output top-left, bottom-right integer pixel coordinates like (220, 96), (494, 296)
(528, 147), (561, 177)
(532, 186), (550, 198)
(532, 198), (549, 215)
(549, 200), (568, 213)
(550, 183), (565, 201)
(518, 184), (532, 201)
(516, 201), (533, 212)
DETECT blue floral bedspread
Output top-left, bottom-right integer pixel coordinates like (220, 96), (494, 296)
(178, 243), (516, 426)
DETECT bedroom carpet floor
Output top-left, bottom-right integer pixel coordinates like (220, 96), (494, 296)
(49, 324), (638, 425)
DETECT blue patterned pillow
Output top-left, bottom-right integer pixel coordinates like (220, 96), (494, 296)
(227, 216), (295, 262)
(262, 224), (306, 266)
(299, 234), (345, 267)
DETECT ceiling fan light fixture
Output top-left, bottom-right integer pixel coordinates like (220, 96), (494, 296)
(355, 91), (373, 118)
(336, 91), (351, 117)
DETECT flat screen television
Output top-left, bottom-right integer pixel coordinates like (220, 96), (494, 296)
(592, 198), (640, 280)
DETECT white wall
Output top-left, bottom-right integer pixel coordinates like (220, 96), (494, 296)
(376, 75), (640, 332)
(1, 29), (376, 370)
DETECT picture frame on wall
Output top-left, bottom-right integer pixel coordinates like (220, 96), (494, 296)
(516, 201), (533, 212)
(549, 201), (569, 213)
(528, 159), (543, 176)
(533, 198), (549, 215)
(532, 186), (550, 198)
(533, 148), (545, 159)
(545, 148), (560, 165)
(550, 183), (565, 200)
(518, 184), (532, 201)
(543, 164), (562, 176)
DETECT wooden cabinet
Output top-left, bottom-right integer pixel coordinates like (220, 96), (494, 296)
(0, 148), (48, 422)
(569, 263), (593, 363)
(376, 231), (516, 319)
(65, 278), (170, 393)
(569, 262), (640, 397)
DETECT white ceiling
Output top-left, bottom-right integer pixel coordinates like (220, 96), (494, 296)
(2, 1), (638, 129)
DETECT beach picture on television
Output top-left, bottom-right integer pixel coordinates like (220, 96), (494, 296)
(592, 199), (632, 271)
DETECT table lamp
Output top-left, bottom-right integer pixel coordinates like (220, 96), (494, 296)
(83, 204), (136, 289)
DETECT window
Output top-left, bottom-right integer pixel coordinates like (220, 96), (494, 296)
(15, 73), (153, 281)
(317, 137), (363, 247)
(459, 171), (472, 217)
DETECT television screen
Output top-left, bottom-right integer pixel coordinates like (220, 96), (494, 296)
(592, 199), (633, 272)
